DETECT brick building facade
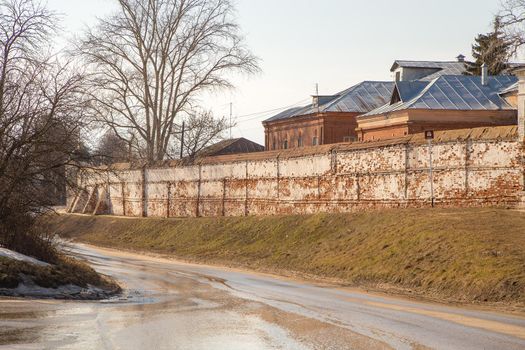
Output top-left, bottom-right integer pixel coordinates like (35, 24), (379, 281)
(262, 82), (394, 150)
(263, 112), (361, 150)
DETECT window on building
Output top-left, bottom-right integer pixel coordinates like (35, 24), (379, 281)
(283, 140), (288, 149)
(312, 137), (318, 146)
(343, 136), (356, 143)
(320, 127), (323, 145)
(298, 134), (303, 147)
(272, 138), (276, 150)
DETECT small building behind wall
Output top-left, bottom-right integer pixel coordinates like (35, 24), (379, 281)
(356, 74), (518, 141)
(262, 81), (394, 150)
(196, 138), (264, 157)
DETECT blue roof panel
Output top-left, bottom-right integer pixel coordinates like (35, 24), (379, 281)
(264, 81), (395, 123)
(362, 75), (517, 117)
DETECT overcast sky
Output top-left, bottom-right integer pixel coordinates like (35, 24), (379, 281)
(47, 0), (504, 144)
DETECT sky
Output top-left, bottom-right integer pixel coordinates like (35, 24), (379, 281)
(47, 0), (504, 144)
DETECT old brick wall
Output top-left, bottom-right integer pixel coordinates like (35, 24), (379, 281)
(69, 126), (525, 217)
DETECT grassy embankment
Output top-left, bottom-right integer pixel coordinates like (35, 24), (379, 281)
(48, 209), (525, 305)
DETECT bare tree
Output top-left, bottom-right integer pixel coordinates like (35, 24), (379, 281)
(173, 110), (229, 159)
(95, 130), (134, 164)
(78, 0), (259, 162)
(498, 0), (525, 55)
(0, 0), (90, 258)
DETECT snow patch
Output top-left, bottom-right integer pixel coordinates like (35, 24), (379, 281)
(0, 274), (119, 300)
(0, 282), (116, 300)
(0, 247), (51, 267)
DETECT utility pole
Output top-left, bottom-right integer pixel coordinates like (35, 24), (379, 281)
(229, 102), (233, 139)
(179, 121), (185, 159)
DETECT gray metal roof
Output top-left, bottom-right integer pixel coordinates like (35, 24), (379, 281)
(325, 81), (395, 113)
(362, 75), (518, 117)
(198, 138), (264, 157)
(263, 81), (394, 123)
(391, 60), (466, 71)
(391, 60), (467, 81)
(264, 106), (305, 122)
(499, 81), (518, 95)
(395, 81), (429, 102)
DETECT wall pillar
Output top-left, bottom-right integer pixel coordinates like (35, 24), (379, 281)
(465, 139), (472, 197)
(141, 167), (147, 217)
(121, 182), (126, 216)
(166, 182), (171, 218)
(222, 179), (226, 217)
(196, 165), (202, 217)
(515, 68), (525, 142)
(514, 68), (525, 208)
(404, 143), (410, 203)
(244, 161), (249, 216)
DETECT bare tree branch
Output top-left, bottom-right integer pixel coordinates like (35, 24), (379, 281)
(0, 0), (96, 253)
(77, 0), (259, 162)
(498, 0), (525, 56)
(169, 109), (230, 159)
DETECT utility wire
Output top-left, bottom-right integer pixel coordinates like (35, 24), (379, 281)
(234, 98), (310, 123)
(235, 98), (309, 119)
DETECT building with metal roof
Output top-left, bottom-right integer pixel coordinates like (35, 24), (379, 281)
(262, 81), (395, 150)
(356, 74), (518, 141)
(262, 55), (521, 148)
(391, 56), (521, 82)
(196, 138), (264, 158)
(391, 57), (469, 82)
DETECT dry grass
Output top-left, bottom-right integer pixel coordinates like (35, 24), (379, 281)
(47, 209), (525, 305)
(0, 255), (120, 292)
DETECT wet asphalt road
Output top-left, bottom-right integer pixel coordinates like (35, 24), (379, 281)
(1, 243), (524, 350)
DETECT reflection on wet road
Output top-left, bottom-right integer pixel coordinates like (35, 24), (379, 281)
(1, 243), (525, 350)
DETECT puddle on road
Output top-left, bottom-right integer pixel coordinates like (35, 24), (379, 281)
(0, 272), (394, 350)
(0, 326), (42, 346)
(0, 245), (395, 350)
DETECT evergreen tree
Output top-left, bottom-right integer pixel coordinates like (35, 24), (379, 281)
(466, 18), (511, 75)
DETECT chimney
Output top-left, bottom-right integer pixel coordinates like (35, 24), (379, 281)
(515, 67), (525, 141)
(312, 96), (319, 108)
(481, 63), (488, 86)
(456, 54), (465, 63)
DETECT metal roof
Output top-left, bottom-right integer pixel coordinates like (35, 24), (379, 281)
(395, 81), (429, 102)
(499, 81), (518, 95)
(264, 106), (305, 122)
(391, 60), (466, 71)
(324, 81), (395, 113)
(361, 75), (518, 117)
(263, 81), (394, 123)
(197, 138), (264, 157)
(391, 60), (467, 81)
